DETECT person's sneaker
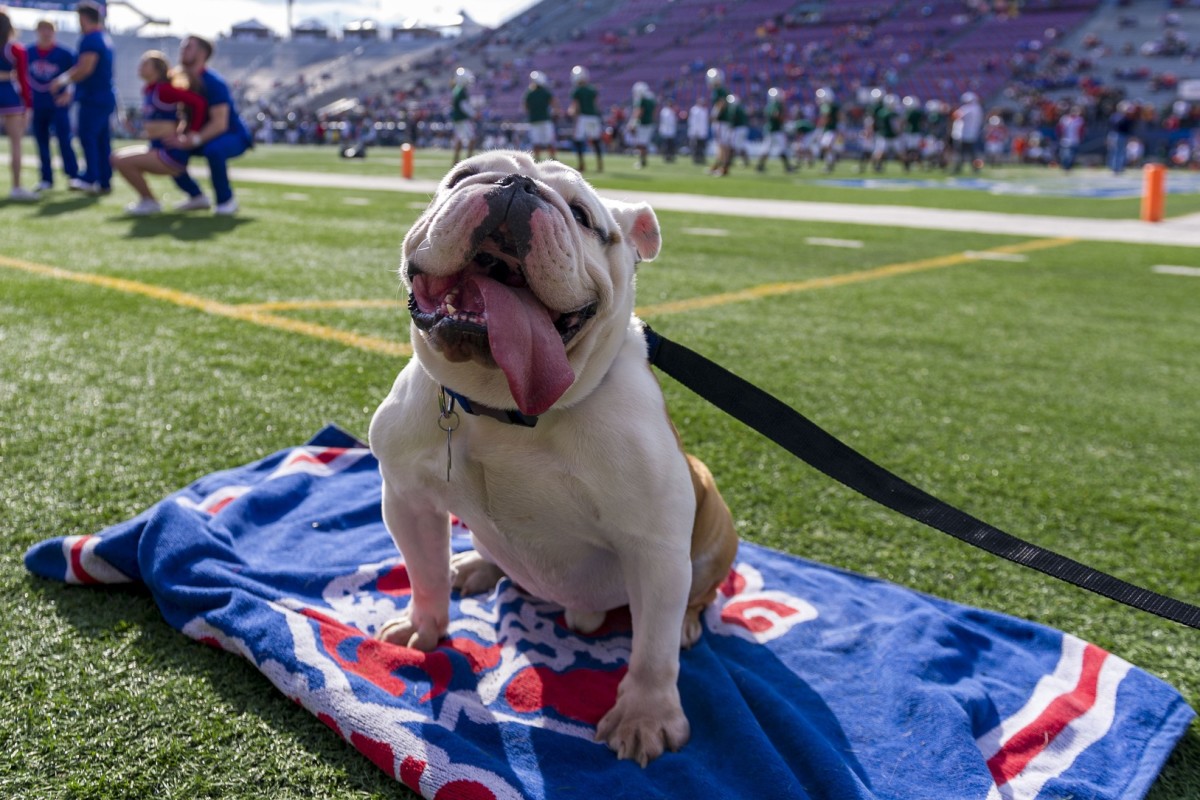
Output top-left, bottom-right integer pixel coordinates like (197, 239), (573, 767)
(35, 180), (53, 192)
(214, 197), (239, 216)
(175, 194), (212, 212)
(124, 198), (162, 216)
(67, 177), (92, 192)
(9, 186), (41, 202)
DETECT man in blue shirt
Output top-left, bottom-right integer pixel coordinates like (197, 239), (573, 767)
(52, 1), (114, 195)
(167, 35), (253, 215)
(28, 19), (79, 190)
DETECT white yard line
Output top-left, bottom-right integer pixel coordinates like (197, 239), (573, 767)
(963, 251), (1029, 262)
(1151, 264), (1200, 277)
(806, 237), (865, 248)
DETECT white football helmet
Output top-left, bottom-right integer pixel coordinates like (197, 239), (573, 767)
(705, 67), (725, 87)
(571, 65), (589, 85)
(453, 67), (474, 87)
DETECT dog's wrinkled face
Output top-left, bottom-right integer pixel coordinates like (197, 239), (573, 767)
(402, 151), (660, 415)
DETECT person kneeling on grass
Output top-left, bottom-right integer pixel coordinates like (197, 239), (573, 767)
(111, 50), (207, 216)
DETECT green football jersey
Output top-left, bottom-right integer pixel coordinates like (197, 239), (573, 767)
(572, 84), (599, 116)
(820, 101), (840, 131)
(637, 96), (656, 125)
(451, 85), (471, 122)
(525, 85), (553, 122)
(905, 107), (925, 135)
(765, 99), (785, 133)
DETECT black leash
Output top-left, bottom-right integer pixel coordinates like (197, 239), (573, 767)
(642, 325), (1200, 630)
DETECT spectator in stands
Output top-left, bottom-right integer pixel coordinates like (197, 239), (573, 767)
(950, 91), (984, 174)
(0, 9), (37, 201)
(568, 65), (602, 173)
(28, 20), (79, 193)
(687, 96), (709, 165)
(1107, 100), (1136, 174)
(1057, 105), (1085, 171)
(165, 34), (254, 215)
(52, 1), (114, 196)
(449, 66), (477, 165)
(524, 71), (556, 161)
(110, 50), (208, 216)
(658, 98), (678, 163)
(756, 87), (795, 173)
(630, 81), (656, 169)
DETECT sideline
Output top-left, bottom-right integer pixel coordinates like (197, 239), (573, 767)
(0, 238), (1073, 358)
(6, 154), (1199, 245)
(217, 164), (1200, 248)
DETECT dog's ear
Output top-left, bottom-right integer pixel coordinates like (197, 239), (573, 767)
(606, 200), (661, 263)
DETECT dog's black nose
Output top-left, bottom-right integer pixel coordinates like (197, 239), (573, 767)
(497, 174), (538, 194)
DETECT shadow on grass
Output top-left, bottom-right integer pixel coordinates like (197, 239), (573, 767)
(23, 572), (413, 797)
(31, 195), (103, 217)
(113, 214), (255, 241)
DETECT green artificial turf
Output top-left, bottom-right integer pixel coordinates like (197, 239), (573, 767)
(0, 155), (1196, 799)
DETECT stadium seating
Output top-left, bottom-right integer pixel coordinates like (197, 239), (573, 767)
(349, 0), (1108, 125)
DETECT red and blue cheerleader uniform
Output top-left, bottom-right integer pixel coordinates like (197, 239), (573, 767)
(142, 80), (207, 171)
(0, 40), (33, 116)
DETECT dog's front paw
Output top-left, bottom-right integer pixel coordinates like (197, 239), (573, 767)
(594, 685), (690, 767)
(377, 608), (446, 651)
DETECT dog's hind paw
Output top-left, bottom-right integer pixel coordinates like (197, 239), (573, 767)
(450, 549), (506, 595)
(378, 609), (445, 651)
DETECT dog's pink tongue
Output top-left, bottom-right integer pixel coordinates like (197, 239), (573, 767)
(466, 273), (574, 415)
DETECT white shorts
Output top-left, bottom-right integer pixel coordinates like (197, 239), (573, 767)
(818, 129), (839, 151)
(766, 130), (788, 157)
(902, 132), (923, 151)
(528, 120), (555, 147)
(575, 115), (602, 141)
(713, 121), (732, 146)
(634, 124), (654, 147)
(453, 120), (475, 146)
(872, 136), (901, 157)
(730, 125), (749, 152)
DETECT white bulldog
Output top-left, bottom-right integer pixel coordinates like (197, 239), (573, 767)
(369, 150), (738, 766)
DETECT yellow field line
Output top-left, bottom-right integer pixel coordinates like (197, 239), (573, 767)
(0, 255), (412, 358)
(237, 298), (405, 312)
(1, 237), (1073, 358)
(636, 237), (1076, 318)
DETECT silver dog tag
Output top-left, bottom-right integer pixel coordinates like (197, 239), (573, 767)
(437, 388), (459, 481)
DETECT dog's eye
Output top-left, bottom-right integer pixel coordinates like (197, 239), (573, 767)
(569, 203), (593, 230)
(446, 167), (477, 189)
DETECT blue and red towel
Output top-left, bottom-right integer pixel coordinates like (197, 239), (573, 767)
(25, 426), (1194, 799)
